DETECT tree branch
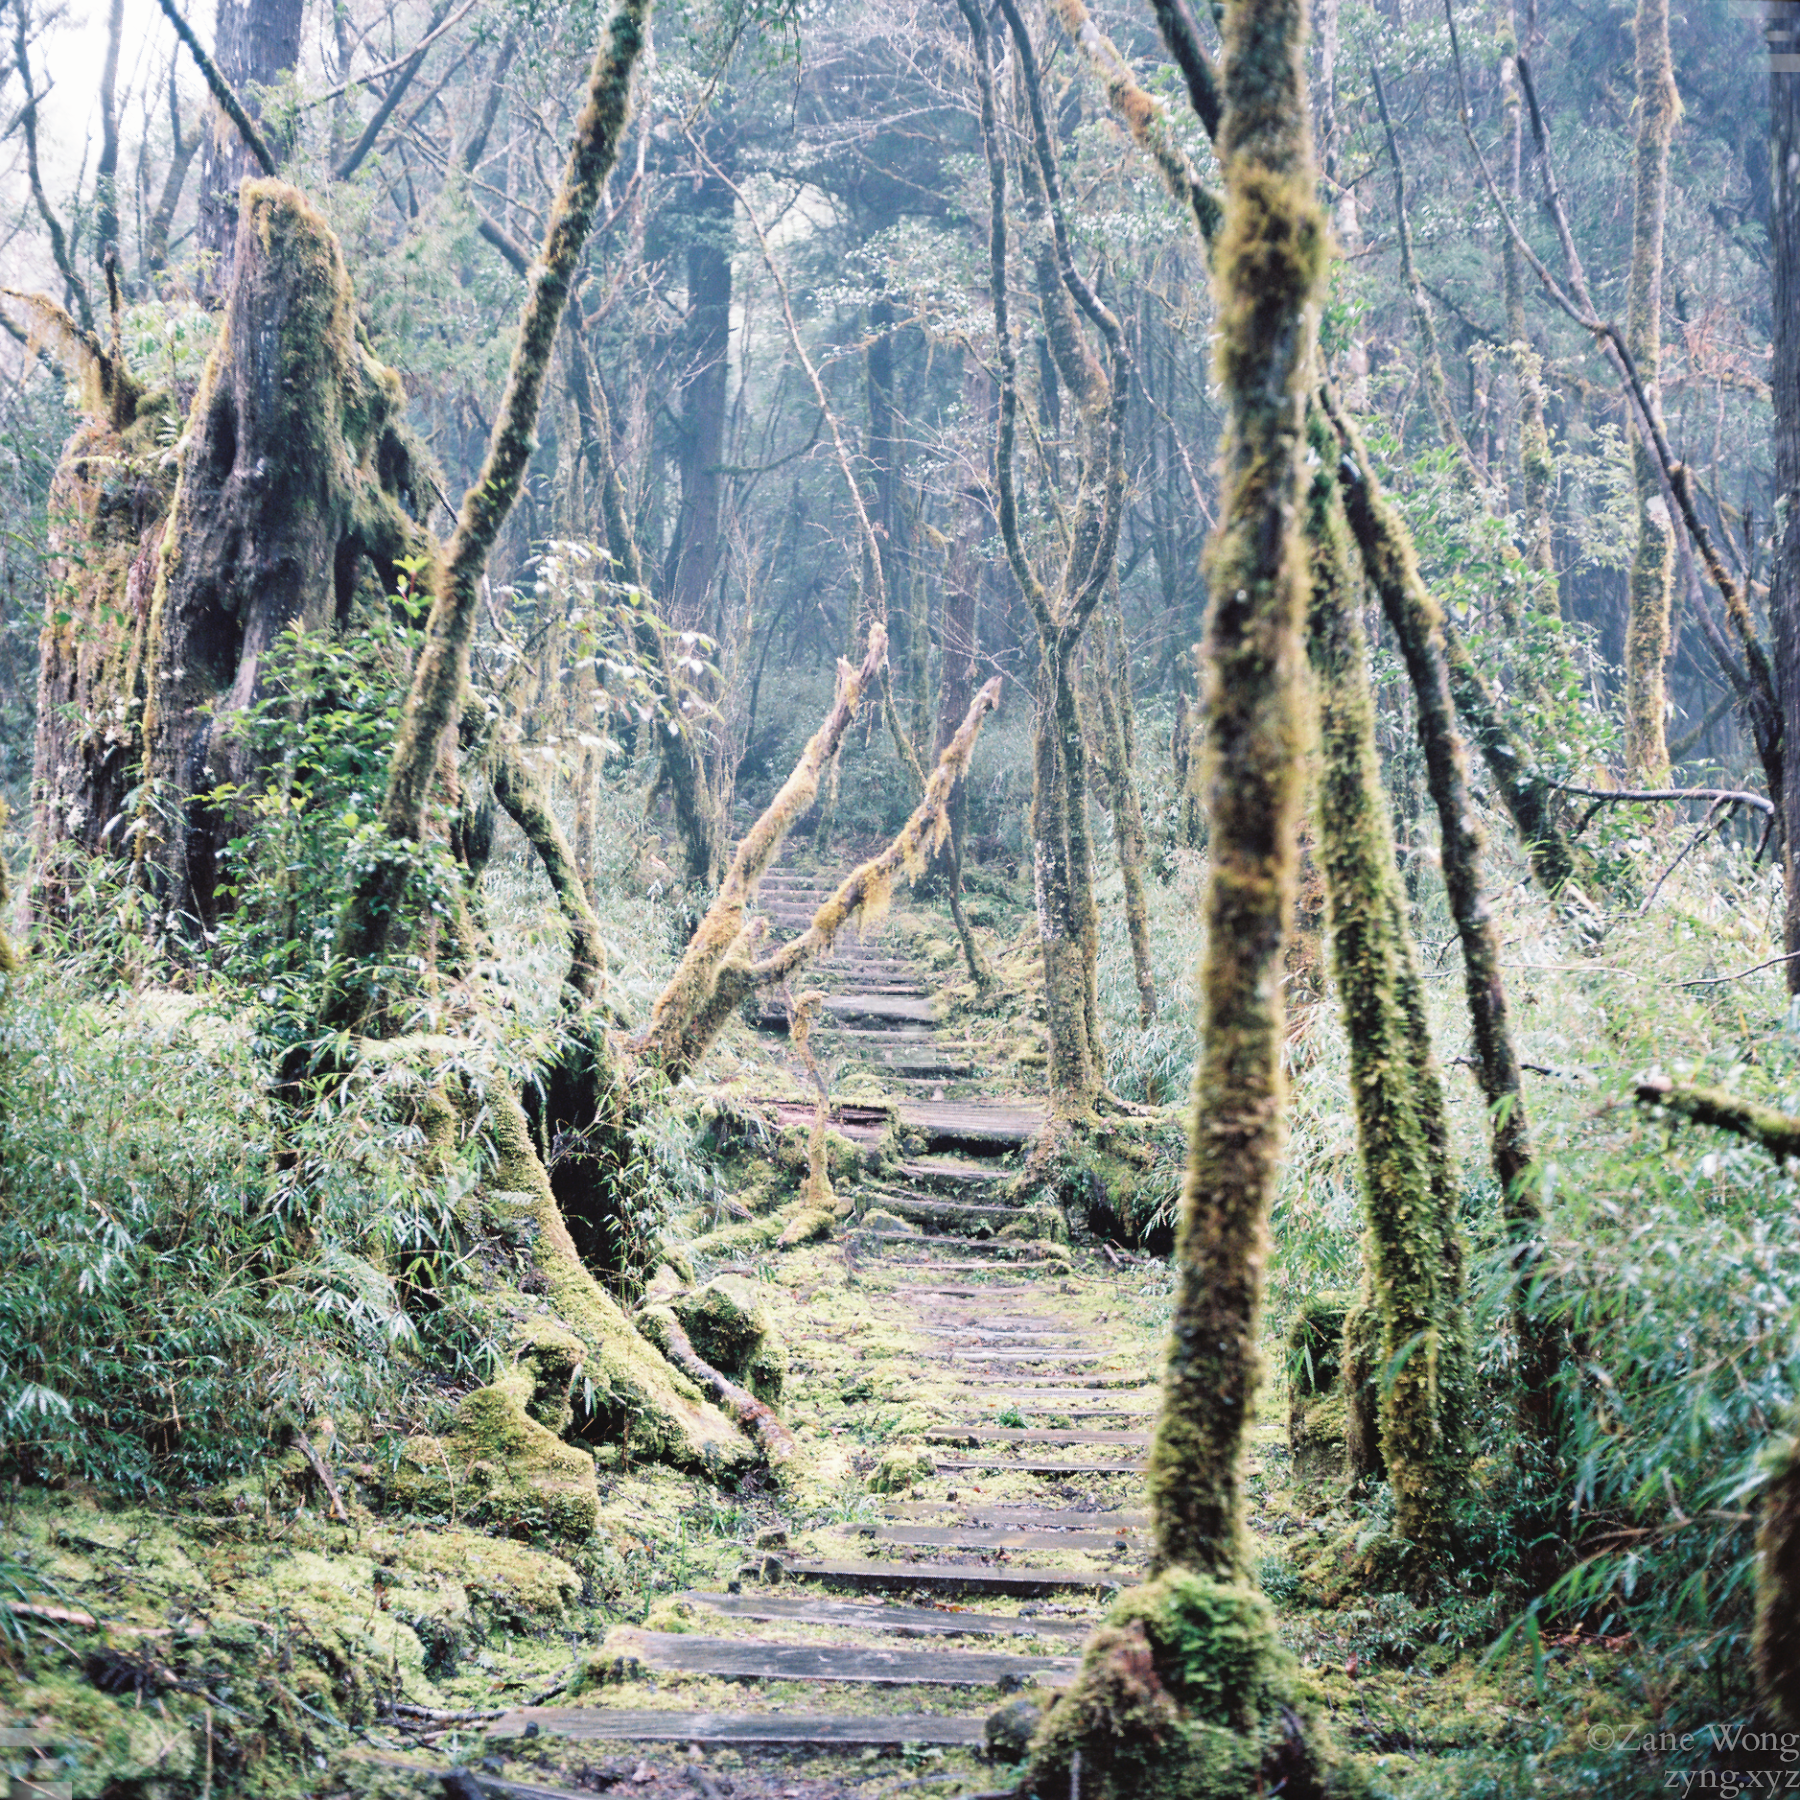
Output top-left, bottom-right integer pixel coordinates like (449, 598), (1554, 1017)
(1635, 1076), (1800, 1164)
(151, 0), (277, 179)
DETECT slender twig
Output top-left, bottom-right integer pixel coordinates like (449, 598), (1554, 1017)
(1636, 798), (1733, 917)
(1676, 952), (1800, 990)
(1542, 781), (1774, 817)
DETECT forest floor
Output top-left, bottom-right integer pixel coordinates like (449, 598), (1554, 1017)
(0, 843), (1741, 1800)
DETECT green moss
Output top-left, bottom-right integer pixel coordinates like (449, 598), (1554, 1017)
(513, 1318), (586, 1434)
(868, 1447), (937, 1494)
(1027, 1571), (1338, 1799)
(388, 1373), (600, 1545)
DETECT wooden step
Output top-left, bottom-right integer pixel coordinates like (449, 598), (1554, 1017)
(897, 1101), (1045, 1149)
(901, 1158), (1012, 1187)
(847, 1523), (1140, 1553)
(850, 1231), (1058, 1259)
(931, 1456), (1147, 1475)
(777, 1559), (1127, 1596)
(945, 1374), (1154, 1391)
(926, 1426), (1152, 1447)
(487, 1709), (990, 1748)
(885, 1504), (1151, 1530)
(606, 1629), (1077, 1687)
(863, 1259), (1072, 1275)
(674, 1589), (1092, 1641)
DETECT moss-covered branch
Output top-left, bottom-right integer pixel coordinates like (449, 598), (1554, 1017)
(150, 0), (278, 179)
(323, 0), (649, 1035)
(490, 740), (605, 1008)
(1634, 1076), (1800, 1163)
(637, 1307), (797, 1472)
(1324, 387), (1574, 892)
(1049, 0), (1221, 243)
(629, 628), (887, 1078)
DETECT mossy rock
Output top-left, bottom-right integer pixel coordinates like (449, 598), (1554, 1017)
(389, 1373), (598, 1544)
(1027, 1570), (1339, 1800)
(673, 1275), (768, 1372)
(860, 1207), (917, 1234)
(999, 1202), (1068, 1245)
(382, 1526), (582, 1627)
(868, 1447), (937, 1494)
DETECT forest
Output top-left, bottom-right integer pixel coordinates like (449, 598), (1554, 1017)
(0, 0), (1797, 1793)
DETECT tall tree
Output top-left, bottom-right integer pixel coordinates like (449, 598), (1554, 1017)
(194, 0), (304, 301)
(1622, 0), (1679, 781)
(1026, 0), (1340, 1789)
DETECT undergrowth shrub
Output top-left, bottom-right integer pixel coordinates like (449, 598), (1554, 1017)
(0, 965), (496, 1496)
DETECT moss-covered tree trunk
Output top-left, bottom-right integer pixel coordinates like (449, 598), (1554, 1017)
(1326, 389), (1563, 1484)
(31, 182), (428, 928)
(1305, 428), (1469, 1570)
(1026, 1), (1335, 1788)
(140, 181), (428, 925)
(1622, 0), (1678, 783)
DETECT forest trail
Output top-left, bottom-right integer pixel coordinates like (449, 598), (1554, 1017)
(449, 856), (1159, 1797)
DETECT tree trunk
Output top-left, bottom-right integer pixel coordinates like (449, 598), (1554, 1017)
(1623, 0), (1678, 782)
(1029, 0), (1335, 1788)
(664, 152), (733, 633)
(194, 0), (304, 302)
(1773, 48), (1800, 995)
(1305, 428), (1468, 1572)
(1499, 3), (1555, 584)
(1093, 605), (1156, 1028)
(141, 181), (429, 926)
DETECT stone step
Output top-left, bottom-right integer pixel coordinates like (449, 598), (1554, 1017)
(674, 1589), (1092, 1641)
(486, 1709), (990, 1748)
(776, 1559), (1127, 1596)
(603, 1629), (1077, 1687)
(917, 1349), (1118, 1364)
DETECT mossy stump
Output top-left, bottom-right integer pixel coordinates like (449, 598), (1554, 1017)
(672, 1276), (787, 1404)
